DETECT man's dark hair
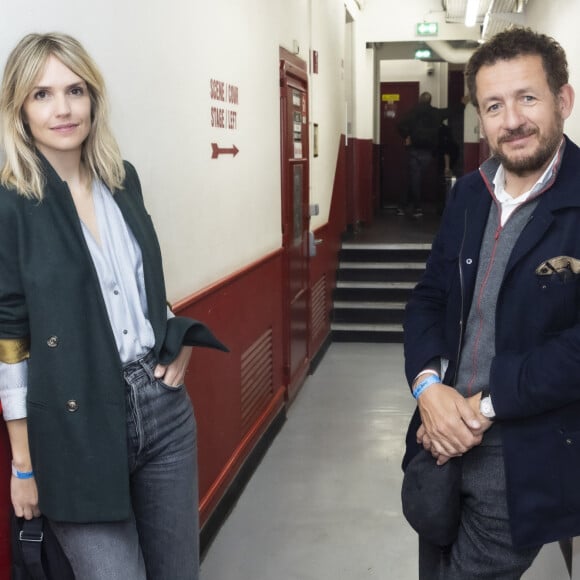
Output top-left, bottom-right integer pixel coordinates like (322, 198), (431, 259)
(465, 27), (569, 109)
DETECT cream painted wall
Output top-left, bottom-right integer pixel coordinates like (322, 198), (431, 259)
(0, 0), (348, 301)
(278, 0), (310, 58)
(310, 0), (347, 227)
(349, 32), (374, 140)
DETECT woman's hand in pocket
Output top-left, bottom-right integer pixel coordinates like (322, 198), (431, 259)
(154, 346), (193, 387)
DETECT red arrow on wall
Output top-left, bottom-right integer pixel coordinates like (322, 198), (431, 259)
(211, 143), (239, 159)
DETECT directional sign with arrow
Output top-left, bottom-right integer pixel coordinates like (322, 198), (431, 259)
(211, 143), (239, 159)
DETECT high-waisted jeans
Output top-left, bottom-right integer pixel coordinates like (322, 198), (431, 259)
(50, 350), (199, 580)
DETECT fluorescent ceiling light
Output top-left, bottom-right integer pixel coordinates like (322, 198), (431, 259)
(465, 0), (480, 27)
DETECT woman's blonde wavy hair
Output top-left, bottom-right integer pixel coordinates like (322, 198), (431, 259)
(0, 32), (125, 200)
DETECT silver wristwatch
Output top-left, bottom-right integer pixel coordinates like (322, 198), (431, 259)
(479, 389), (495, 420)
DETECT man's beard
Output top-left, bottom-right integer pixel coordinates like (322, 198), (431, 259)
(491, 110), (563, 177)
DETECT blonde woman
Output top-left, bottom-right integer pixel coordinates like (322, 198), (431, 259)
(0, 33), (225, 579)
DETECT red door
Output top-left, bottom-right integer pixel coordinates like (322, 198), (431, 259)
(379, 82), (419, 208)
(280, 50), (310, 401)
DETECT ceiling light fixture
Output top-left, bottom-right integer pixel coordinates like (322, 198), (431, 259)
(465, 0), (480, 27)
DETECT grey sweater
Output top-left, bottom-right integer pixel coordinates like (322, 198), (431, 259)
(455, 198), (538, 443)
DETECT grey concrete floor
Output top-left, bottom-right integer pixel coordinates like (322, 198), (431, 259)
(200, 343), (571, 580)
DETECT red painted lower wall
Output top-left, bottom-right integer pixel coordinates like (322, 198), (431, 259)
(172, 251), (286, 526)
(332, 134), (348, 231)
(346, 137), (373, 226)
(309, 135), (347, 356)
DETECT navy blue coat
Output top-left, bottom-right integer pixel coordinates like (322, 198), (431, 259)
(0, 156), (226, 522)
(404, 136), (580, 548)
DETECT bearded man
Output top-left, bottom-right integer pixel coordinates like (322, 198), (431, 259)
(402, 27), (580, 579)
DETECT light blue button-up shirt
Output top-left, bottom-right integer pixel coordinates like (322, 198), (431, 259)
(82, 179), (155, 362)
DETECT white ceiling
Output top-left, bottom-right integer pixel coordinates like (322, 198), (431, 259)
(442, 0), (527, 41)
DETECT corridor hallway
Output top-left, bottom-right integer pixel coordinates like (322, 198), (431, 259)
(200, 343), (569, 579)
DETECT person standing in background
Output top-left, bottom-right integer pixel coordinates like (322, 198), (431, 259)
(397, 91), (453, 217)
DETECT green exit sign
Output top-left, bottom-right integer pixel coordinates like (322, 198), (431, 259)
(416, 22), (438, 36)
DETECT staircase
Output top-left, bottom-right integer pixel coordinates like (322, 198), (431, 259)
(331, 241), (431, 342)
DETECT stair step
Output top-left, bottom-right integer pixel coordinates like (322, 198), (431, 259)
(333, 300), (406, 309)
(339, 261), (425, 269)
(340, 249), (431, 264)
(334, 287), (414, 302)
(336, 281), (416, 289)
(331, 322), (403, 332)
(341, 242), (431, 251)
(332, 307), (405, 324)
(331, 323), (405, 343)
(337, 268), (423, 283)
(331, 241), (429, 343)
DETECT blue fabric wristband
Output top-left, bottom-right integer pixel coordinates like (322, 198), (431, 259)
(412, 374), (440, 399)
(11, 463), (34, 479)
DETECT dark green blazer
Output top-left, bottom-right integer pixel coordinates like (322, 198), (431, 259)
(0, 156), (226, 522)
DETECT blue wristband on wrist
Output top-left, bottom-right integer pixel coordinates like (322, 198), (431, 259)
(11, 463), (34, 480)
(412, 375), (440, 399)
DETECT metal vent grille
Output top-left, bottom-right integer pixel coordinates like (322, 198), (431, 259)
(311, 274), (328, 340)
(241, 329), (274, 434)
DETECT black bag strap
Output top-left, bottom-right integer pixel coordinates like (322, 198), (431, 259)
(18, 517), (48, 580)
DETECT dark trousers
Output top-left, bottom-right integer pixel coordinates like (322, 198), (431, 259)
(418, 446), (540, 580)
(402, 148), (433, 209)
